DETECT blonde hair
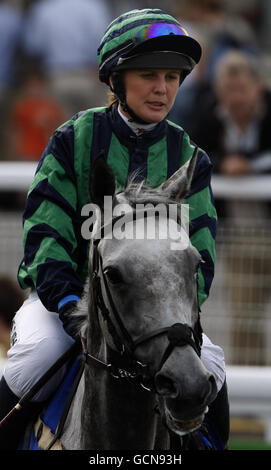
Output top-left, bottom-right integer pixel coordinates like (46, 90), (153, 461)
(107, 90), (119, 107)
(214, 51), (262, 85)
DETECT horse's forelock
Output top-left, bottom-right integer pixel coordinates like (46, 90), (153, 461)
(119, 176), (180, 208)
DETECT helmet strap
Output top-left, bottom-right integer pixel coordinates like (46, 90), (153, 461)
(123, 103), (151, 125)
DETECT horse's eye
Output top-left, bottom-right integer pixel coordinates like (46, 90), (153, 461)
(103, 267), (123, 285)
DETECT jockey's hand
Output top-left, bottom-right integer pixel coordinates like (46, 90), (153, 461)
(59, 302), (85, 339)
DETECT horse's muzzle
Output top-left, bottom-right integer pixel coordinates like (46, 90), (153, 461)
(154, 345), (217, 435)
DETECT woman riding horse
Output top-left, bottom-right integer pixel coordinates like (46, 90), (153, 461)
(0, 8), (229, 449)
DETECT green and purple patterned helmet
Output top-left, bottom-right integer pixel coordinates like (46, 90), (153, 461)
(98, 9), (202, 85)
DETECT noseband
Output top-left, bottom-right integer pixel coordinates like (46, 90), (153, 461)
(83, 230), (202, 392)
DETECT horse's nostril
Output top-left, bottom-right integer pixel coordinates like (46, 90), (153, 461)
(155, 373), (179, 398)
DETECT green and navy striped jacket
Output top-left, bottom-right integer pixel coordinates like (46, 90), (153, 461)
(18, 104), (217, 313)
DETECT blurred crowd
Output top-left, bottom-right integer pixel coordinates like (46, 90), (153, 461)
(0, 0), (270, 213)
(168, 0), (271, 220)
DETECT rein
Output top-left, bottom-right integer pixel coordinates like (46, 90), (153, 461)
(83, 235), (202, 392)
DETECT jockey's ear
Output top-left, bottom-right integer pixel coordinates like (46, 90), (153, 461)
(161, 147), (198, 202)
(89, 152), (116, 209)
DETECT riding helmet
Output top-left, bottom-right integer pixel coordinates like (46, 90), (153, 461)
(97, 8), (202, 85)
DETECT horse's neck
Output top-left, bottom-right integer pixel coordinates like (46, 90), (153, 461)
(81, 364), (162, 450)
(62, 345), (169, 450)
(61, 373), (85, 450)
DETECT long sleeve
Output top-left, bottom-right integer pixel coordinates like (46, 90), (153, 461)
(186, 146), (217, 307)
(18, 122), (85, 312)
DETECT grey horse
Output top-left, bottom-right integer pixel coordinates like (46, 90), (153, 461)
(60, 150), (217, 450)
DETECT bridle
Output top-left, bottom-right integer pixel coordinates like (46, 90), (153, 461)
(82, 213), (203, 392)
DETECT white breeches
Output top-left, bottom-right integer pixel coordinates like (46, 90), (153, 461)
(4, 291), (74, 401)
(4, 291), (226, 401)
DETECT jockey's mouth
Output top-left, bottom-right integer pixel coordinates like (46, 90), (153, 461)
(145, 101), (166, 108)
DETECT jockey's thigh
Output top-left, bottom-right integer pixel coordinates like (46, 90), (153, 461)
(4, 291), (74, 402)
(201, 333), (226, 393)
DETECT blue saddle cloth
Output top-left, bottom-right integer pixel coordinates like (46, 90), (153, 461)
(19, 356), (81, 450)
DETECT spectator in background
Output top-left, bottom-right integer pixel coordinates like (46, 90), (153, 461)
(169, 0), (258, 134)
(4, 61), (67, 161)
(192, 50), (271, 222)
(0, 1), (23, 162)
(21, 0), (111, 117)
(192, 50), (271, 365)
(193, 51), (271, 177)
(0, 1), (22, 98)
(0, 275), (25, 360)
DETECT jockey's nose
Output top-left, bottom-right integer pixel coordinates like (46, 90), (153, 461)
(153, 75), (167, 95)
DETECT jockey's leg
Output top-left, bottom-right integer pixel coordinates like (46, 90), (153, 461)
(201, 333), (230, 448)
(0, 291), (74, 449)
(5, 290), (74, 400)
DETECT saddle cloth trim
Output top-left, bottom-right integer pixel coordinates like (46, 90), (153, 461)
(34, 416), (62, 450)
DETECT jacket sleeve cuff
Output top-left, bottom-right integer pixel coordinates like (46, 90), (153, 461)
(58, 295), (80, 312)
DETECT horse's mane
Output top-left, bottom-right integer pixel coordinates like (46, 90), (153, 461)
(118, 174), (181, 208)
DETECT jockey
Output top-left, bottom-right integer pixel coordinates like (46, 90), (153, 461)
(0, 9), (229, 449)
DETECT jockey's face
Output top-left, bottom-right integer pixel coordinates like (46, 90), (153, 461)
(121, 69), (180, 123)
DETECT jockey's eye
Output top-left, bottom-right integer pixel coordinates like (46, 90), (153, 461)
(103, 266), (123, 285)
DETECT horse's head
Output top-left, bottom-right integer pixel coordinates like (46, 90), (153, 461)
(86, 150), (217, 437)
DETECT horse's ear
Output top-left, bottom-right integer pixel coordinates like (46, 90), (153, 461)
(161, 147), (198, 201)
(89, 152), (116, 208)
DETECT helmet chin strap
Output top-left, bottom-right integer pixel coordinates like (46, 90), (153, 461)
(121, 102), (151, 125)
